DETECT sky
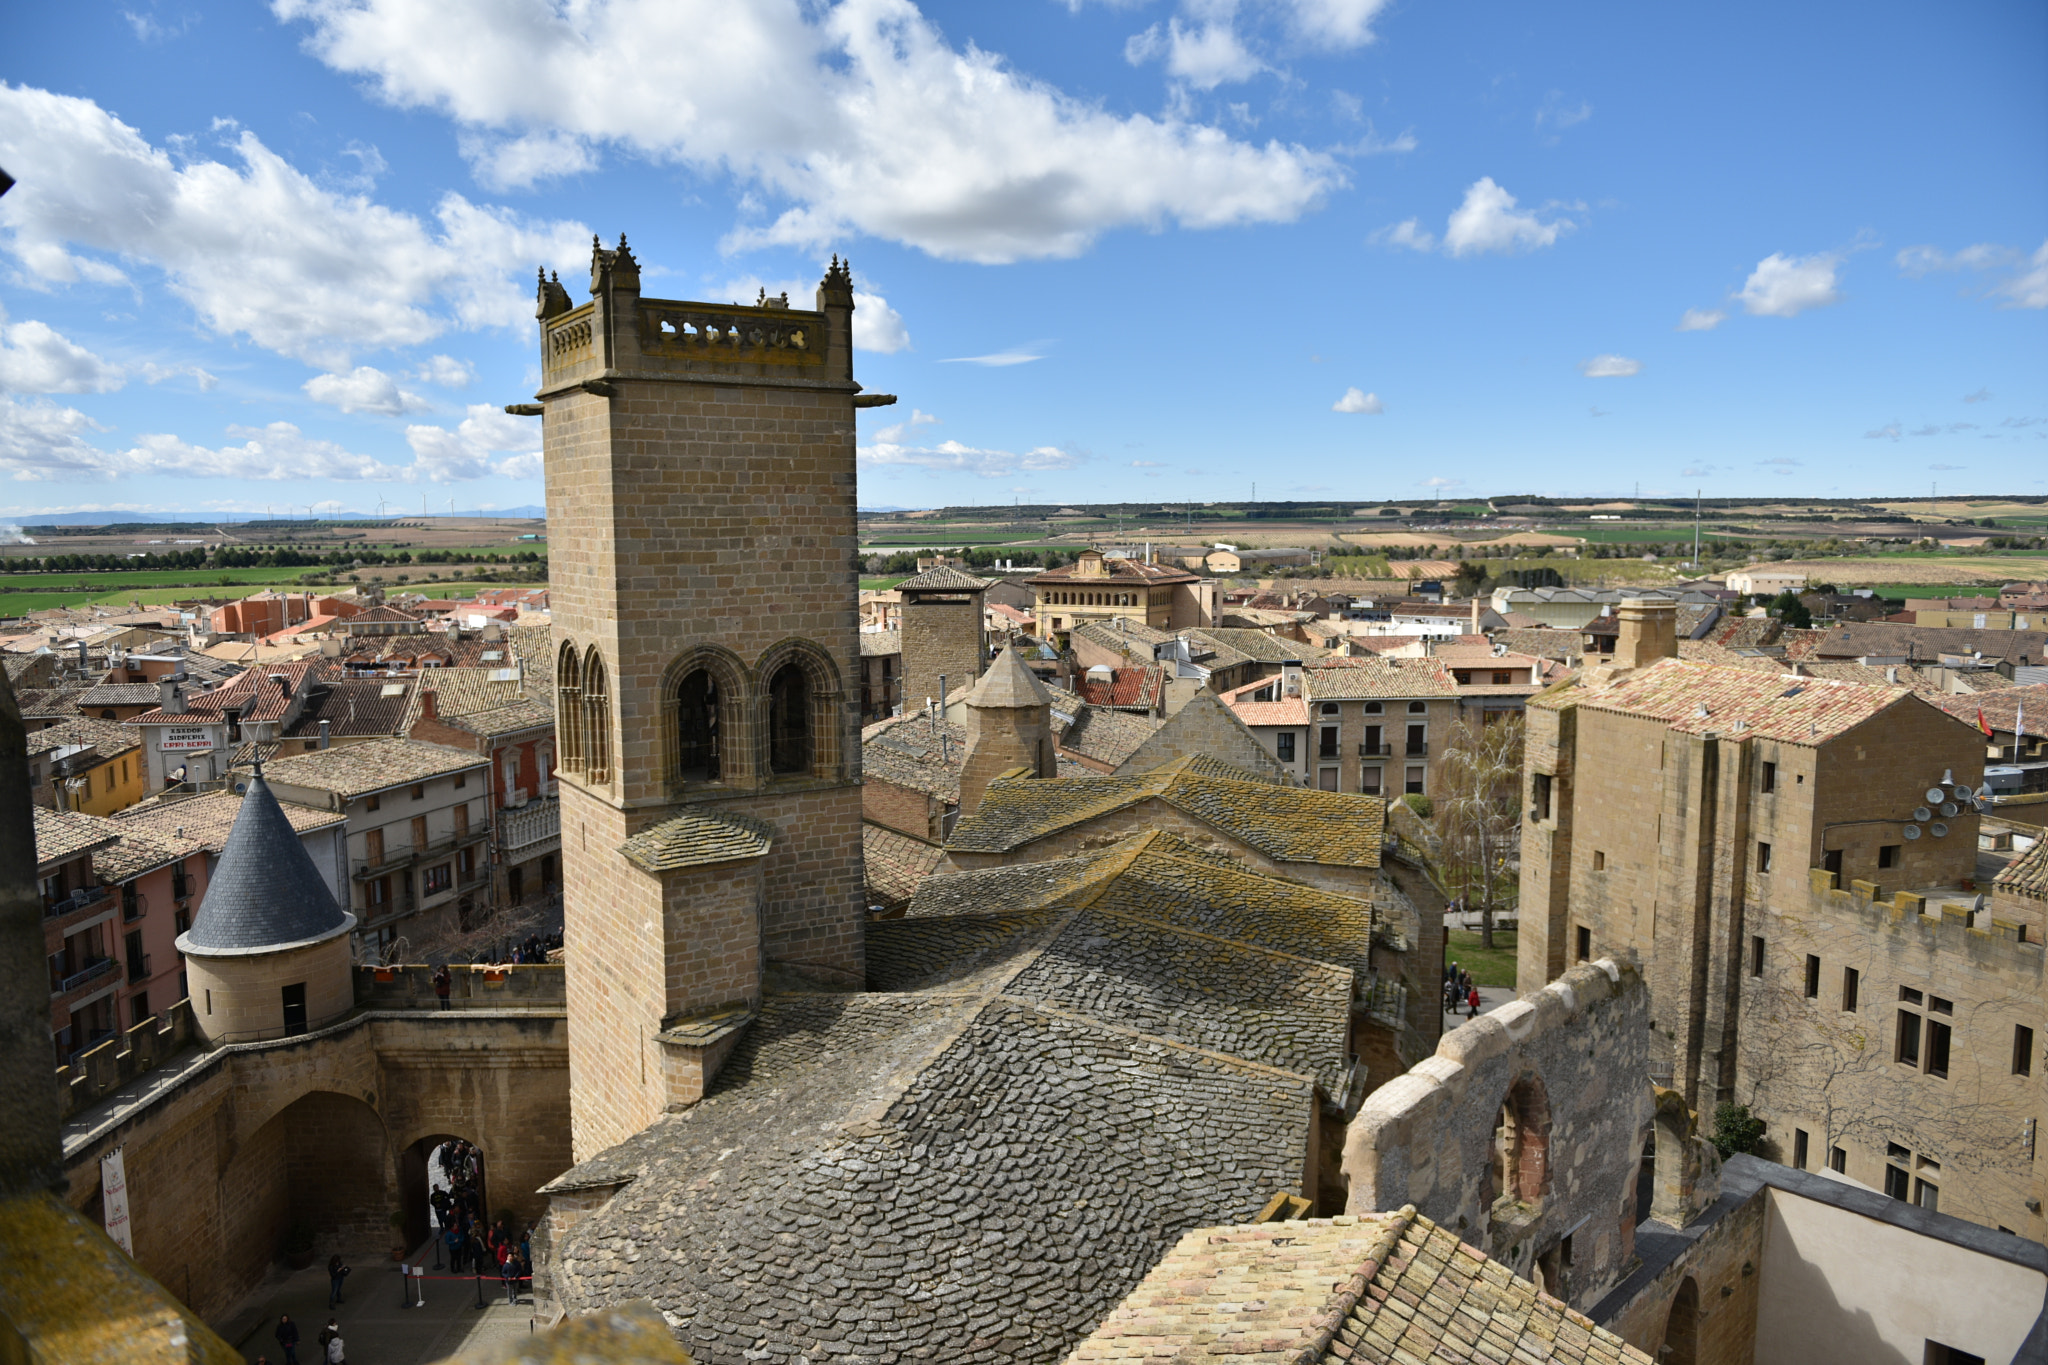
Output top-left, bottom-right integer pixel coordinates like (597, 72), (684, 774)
(0, 0), (2043, 519)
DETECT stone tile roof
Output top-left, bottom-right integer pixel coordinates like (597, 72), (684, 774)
(1188, 627), (1314, 664)
(1493, 627), (1579, 661)
(280, 678), (419, 740)
(1993, 837), (2048, 901)
(1306, 657), (1459, 700)
(971, 647), (1053, 708)
(33, 806), (120, 871)
(1071, 618), (1178, 655)
(863, 712), (967, 801)
(259, 735), (489, 798)
(507, 624), (554, 700)
(1933, 683), (2048, 738)
(24, 715), (140, 759)
(92, 825), (199, 885)
(112, 788), (346, 853)
(858, 628), (902, 657)
(949, 755), (1385, 868)
(178, 773), (352, 954)
(1793, 660), (1945, 694)
(906, 845), (1134, 919)
(619, 809), (773, 873)
(124, 660), (324, 726)
(1549, 657), (1926, 745)
(1809, 622), (2048, 666)
(409, 667), (527, 718)
(1705, 614), (1784, 649)
(865, 908), (1063, 993)
(862, 821), (945, 907)
(896, 564), (994, 592)
(1055, 704), (1162, 769)
(1676, 640), (1792, 673)
(76, 682), (162, 707)
(15, 684), (92, 720)
(439, 696), (555, 738)
(1066, 1209), (1653, 1363)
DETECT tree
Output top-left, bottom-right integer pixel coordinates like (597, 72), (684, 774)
(1709, 1103), (1766, 1159)
(1426, 714), (1524, 949)
(1767, 590), (1812, 628)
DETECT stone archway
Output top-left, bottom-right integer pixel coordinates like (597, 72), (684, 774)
(234, 1090), (391, 1271)
(1662, 1276), (1700, 1365)
(398, 1133), (490, 1253)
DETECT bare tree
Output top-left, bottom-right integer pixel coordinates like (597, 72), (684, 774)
(1427, 714), (1524, 949)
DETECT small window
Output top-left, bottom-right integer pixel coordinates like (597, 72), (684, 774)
(1792, 1128), (1809, 1170)
(424, 863), (453, 895)
(455, 770), (467, 789)
(1576, 925), (1591, 961)
(1364, 702), (1383, 715)
(1757, 841), (1773, 872)
(1320, 702), (1340, 716)
(410, 783), (426, 800)
(1492, 671), (1512, 685)
(1403, 765), (1424, 795)
(1900, 986), (1924, 1005)
(1842, 967), (1860, 1012)
(1928, 995), (1952, 1016)
(1593, 850), (1607, 872)
(2015, 1025), (2035, 1077)
(1533, 773), (1553, 821)
(1276, 733), (1296, 763)
(1319, 726), (1339, 758)
(366, 793), (381, 811)
(1407, 701), (1425, 714)
(1760, 761), (1776, 793)
(1878, 844), (1900, 869)
(1804, 955), (1820, 998)
(1828, 1146), (1846, 1173)
(1913, 1179), (1939, 1212)
(1925, 1020), (1951, 1079)
(1750, 935), (1765, 977)
(1884, 1163), (1910, 1201)
(1897, 1011), (1922, 1066)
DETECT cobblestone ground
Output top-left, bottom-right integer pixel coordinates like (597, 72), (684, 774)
(222, 1242), (540, 1365)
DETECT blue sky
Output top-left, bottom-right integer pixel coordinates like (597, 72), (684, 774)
(1, 0), (2042, 518)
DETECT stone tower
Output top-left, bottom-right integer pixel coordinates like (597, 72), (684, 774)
(537, 239), (870, 1160)
(958, 648), (1055, 815)
(895, 564), (991, 715)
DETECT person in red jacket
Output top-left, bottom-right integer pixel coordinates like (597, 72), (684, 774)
(1466, 985), (1481, 1019)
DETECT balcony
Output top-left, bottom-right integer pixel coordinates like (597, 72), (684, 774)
(53, 956), (116, 996)
(43, 884), (111, 922)
(496, 796), (560, 856)
(1404, 741), (1429, 758)
(353, 826), (490, 881)
(1358, 742), (1393, 758)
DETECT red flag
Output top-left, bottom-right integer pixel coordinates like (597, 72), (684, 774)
(1976, 708), (1994, 739)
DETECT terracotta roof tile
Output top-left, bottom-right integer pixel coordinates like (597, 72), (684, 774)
(24, 715), (140, 759)
(92, 825), (200, 885)
(895, 565), (993, 591)
(1074, 665), (1165, 709)
(1993, 837), (2048, 901)
(112, 788), (346, 852)
(125, 661), (325, 726)
(1933, 683), (2048, 739)
(1306, 658), (1459, 700)
(259, 736), (489, 798)
(33, 806), (121, 871)
(1550, 657), (1936, 746)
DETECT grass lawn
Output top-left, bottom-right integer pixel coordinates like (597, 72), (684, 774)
(859, 576), (911, 590)
(1445, 929), (1519, 988)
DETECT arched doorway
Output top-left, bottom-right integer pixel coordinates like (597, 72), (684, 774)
(1662, 1276), (1700, 1365)
(230, 1090), (389, 1284)
(399, 1134), (489, 1253)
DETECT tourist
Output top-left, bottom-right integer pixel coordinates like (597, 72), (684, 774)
(501, 1242), (521, 1303)
(316, 1319), (339, 1359)
(433, 964), (452, 1009)
(1466, 984), (1481, 1020)
(274, 1314), (300, 1365)
(326, 1254), (350, 1307)
(324, 1328), (346, 1365)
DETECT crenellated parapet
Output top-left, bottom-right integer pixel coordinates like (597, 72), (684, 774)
(1806, 867), (2045, 968)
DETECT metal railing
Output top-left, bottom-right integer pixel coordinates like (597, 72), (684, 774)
(43, 885), (111, 921)
(1358, 742), (1393, 757)
(54, 956), (116, 996)
(1404, 741), (1429, 757)
(354, 827), (490, 881)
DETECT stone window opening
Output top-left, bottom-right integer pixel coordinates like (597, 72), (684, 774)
(1661, 1277), (1700, 1365)
(1842, 966), (1860, 1011)
(677, 669), (722, 781)
(1879, 843), (1901, 869)
(1575, 925), (1590, 961)
(2015, 1025), (2034, 1077)
(582, 649), (612, 784)
(1407, 700), (1426, 714)
(1804, 954), (1820, 998)
(556, 642), (585, 774)
(768, 663), (813, 776)
(1760, 760), (1777, 793)
(1750, 935), (1765, 977)
(1364, 701), (1383, 715)
(1792, 1127), (1809, 1169)
(1756, 841), (1772, 872)
(1486, 1075), (1552, 1211)
(1532, 772), (1552, 821)
(1828, 1145), (1846, 1173)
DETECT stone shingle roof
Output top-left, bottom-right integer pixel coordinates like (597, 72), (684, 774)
(24, 715), (140, 759)
(33, 806), (121, 872)
(1306, 657), (1459, 700)
(1065, 1209), (1653, 1364)
(863, 821), (946, 907)
(438, 696), (555, 738)
(895, 564), (993, 592)
(15, 684), (92, 720)
(1187, 627), (1314, 664)
(1055, 704), (1162, 769)
(92, 825), (199, 885)
(858, 628), (901, 657)
(259, 736), (489, 798)
(1993, 837), (2048, 901)
(619, 809), (773, 873)
(948, 754), (1385, 869)
(1071, 618), (1177, 656)
(177, 774), (352, 954)
(1809, 621), (2048, 666)
(548, 821), (1348, 1364)
(1548, 657), (1932, 746)
(863, 712), (967, 801)
(112, 788), (346, 852)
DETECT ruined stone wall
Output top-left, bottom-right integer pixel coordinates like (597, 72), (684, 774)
(1598, 1178), (1767, 1364)
(1342, 957), (1652, 1312)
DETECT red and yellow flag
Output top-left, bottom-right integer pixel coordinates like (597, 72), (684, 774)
(1976, 708), (1994, 738)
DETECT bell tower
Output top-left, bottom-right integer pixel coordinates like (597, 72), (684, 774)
(537, 238), (870, 1159)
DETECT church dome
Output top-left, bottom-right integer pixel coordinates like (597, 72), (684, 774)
(176, 772), (353, 956)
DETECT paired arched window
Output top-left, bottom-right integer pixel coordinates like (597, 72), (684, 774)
(582, 649), (611, 784)
(768, 663), (812, 775)
(556, 643), (585, 774)
(677, 668), (721, 781)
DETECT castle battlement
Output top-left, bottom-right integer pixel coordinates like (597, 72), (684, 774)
(1807, 867), (2044, 965)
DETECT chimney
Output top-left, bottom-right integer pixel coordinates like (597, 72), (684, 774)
(1470, 595), (1481, 634)
(159, 675), (185, 714)
(318, 718), (332, 748)
(1613, 600), (1678, 671)
(268, 672), (291, 701)
(420, 689), (438, 722)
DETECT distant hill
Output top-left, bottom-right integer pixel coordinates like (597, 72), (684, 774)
(12, 507), (548, 530)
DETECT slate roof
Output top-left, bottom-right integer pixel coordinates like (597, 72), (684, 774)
(1065, 1209), (1653, 1364)
(1546, 657), (1935, 746)
(33, 806), (120, 872)
(949, 758), (1386, 870)
(619, 809), (773, 873)
(1305, 658), (1459, 701)
(111, 789), (346, 852)
(862, 821), (946, 907)
(548, 825), (1365, 1365)
(177, 773), (352, 954)
(895, 564), (993, 592)
(259, 736), (489, 799)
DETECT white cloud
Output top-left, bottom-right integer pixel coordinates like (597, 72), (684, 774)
(713, 273), (912, 353)
(1736, 252), (1841, 318)
(1335, 122), (1417, 156)
(1863, 423), (1901, 442)
(1331, 387), (1382, 413)
(1285, 0), (1389, 48)
(0, 83), (593, 368)
(1999, 240), (2048, 309)
(121, 422), (412, 481)
(303, 365), (432, 415)
(941, 348), (1045, 366)
(0, 310), (126, 393)
(412, 355), (475, 387)
(139, 361), (219, 390)
(1676, 308), (1724, 332)
(0, 396), (114, 480)
(405, 403), (544, 483)
(1127, 18), (1267, 90)
(1419, 475), (1461, 489)
(1374, 218), (1435, 252)
(859, 438), (1079, 478)
(869, 408), (939, 444)
(271, 0), (1343, 266)
(1578, 354), (1641, 378)
(1962, 388), (1992, 403)
(1894, 243), (2008, 276)
(1443, 178), (1571, 257)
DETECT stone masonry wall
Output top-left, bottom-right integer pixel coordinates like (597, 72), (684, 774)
(1114, 692), (1288, 781)
(1342, 957), (1653, 1312)
(862, 776), (942, 841)
(900, 595), (984, 719)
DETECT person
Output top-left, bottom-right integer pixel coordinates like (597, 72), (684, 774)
(325, 1329), (346, 1365)
(501, 1243), (520, 1303)
(1467, 984), (1481, 1019)
(326, 1254), (350, 1307)
(275, 1313), (301, 1365)
(445, 1219), (466, 1273)
(433, 964), (452, 1009)
(316, 1319), (339, 1359)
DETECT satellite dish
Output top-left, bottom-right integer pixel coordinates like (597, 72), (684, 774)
(1913, 806), (1931, 822)
(1939, 801), (1958, 817)
(1903, 825), (1922, 840)
(1929, 821), (1949, 838)
(1924, 787), (1946, 804)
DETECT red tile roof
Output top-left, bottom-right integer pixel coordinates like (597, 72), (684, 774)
(1558, 657), (1937, 745)
(124, 661), (325, 726)
(1074, 665), (1165, 709)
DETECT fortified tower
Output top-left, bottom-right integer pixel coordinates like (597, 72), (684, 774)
(535, 239), (872, 1159)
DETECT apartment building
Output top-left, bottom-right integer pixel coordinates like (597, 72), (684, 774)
(406, 678), (560, 911)
(1223, 656), (1460, 794)
(260, 737), (493, 956)
(26, 716), (146, 814)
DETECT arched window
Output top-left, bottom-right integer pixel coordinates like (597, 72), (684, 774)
(1488, 1075), (1552, 1208)
(1364, 701), (1383, 714)
(676, 669), (720, 781)
(583, 649), (611, 784)
(556, 643), (584, 774)
(768, 663), (811, 775)
(1408, 700), (1427, 714)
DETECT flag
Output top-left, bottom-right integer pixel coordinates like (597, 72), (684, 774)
(1976, 708), (1993, 739)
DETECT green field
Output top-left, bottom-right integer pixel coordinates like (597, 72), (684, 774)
(1562, 523), (1751, 543)
(859, 576), (911, 591)
(0, 576), (522, 615)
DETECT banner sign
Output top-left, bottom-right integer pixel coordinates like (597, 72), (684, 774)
(158, 726), (216, 753)
(102, 1147), (133, 1255)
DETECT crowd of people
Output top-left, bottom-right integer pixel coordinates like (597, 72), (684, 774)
(1443, 961), (1482, 1020)
(431, 1139), (532, 1303)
